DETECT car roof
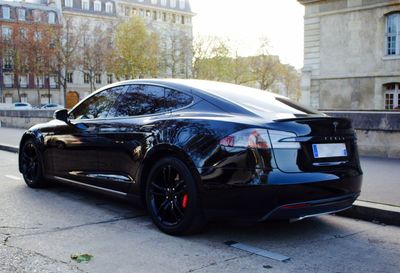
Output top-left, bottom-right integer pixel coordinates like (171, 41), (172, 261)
(103, 79), (318, 118)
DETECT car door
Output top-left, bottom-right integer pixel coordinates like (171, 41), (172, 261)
(46, 86), (126, 186)
(96, 84), (169, 195)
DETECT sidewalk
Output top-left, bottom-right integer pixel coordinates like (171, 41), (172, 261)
(0, 127), (25, 152)
(0, 127), (399, 225)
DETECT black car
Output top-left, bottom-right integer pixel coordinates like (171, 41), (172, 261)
(18, 79), (362, 235)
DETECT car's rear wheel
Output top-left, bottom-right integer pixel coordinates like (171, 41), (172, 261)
(21, 139), (47, 188)
(145, 156), (206, 235)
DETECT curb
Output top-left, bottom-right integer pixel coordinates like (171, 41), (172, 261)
(0, 143), (19, 153)
(338, 200), (400, 226)
(0, 143), (398, 226)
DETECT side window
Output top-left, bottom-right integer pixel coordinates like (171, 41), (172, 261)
(164, 88), (193, 111)
(114, 85), (166, 117)
(70, 86), (125, 120)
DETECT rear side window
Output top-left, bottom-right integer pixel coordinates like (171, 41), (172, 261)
(70, 86), (125, 120)
(113, 85), (193, 117)
(165, 88), (193, 111)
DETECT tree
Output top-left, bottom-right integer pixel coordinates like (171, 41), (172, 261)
(11, 25), (29, 102)
(27, 22), (58, 105)
(192, 36), (232, 81)
(111, 17), (159, 80)
(52, 17), (80, 106)
(78, 25), (113, 92)
(159, 29), (192, 78)
(280, 64), (301, 101)
(250, 39), (283, 91)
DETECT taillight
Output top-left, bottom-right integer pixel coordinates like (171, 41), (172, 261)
(220, 129), (270, 149)
(220, 129), (300, 149)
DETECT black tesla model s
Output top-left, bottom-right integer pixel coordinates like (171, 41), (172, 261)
(18, 79), (362, 235)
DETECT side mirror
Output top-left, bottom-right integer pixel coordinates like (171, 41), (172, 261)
(53, 109), (69, 122)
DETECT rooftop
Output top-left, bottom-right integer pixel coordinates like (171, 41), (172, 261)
(119, 0), (192, 13)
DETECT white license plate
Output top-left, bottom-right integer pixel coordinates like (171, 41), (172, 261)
(312, 143), (347, 158)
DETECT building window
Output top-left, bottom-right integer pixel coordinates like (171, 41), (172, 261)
(181, 15), (185, 24)
(48, 12), (56, 24)
(151, 0), (157, 4)
(161, 0), (167, 6)
(107, 74), (113, 84)
(139, 9), (144, 17)
(36, 76), (44, 88)
(19, 75), (27, 88)
(384, 83), (400, 110)
(19, 28), (27, 40)
(153, 11), (157, 20)
(146, 10), (151, 17)
(172, 14), (176, 23)
(49, 76), (57, 88)
(170, 0), (176, 8)
(105, 2), (113, 13)
(94, 1), (102, 12)
(386, 13), (400, 55)
(3, 53), (13, 69)
(162, 12), (167, 21)
(4, 74), (13, 87)
(95, 74), (101, 84)
(82, 0), (90, 10)
(65, 0), (73, 8)
(67, 72), (73, 83)
(34, 31), (42, 41)
(179, 0), (185, 9)
(33, 10), (41, 22)
(18, 9), (26, 21)
(2, 26), (12, 40)
(2, 6), (10, 20)
(84, 73), (90, 84)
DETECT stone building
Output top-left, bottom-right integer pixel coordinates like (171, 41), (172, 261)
(0, 0), (194, 106)
(0, 0), (61, 105)
(58, 0), (194, 106)
(298, 0), (400, 110)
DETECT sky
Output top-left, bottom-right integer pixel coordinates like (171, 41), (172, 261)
(190, 0), (305, 69)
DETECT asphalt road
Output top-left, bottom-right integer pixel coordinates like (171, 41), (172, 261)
(0, 151), (399, 273)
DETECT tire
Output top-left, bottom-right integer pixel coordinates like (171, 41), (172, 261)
(20, 139), (47, 188)
(145, 156), (206, 235)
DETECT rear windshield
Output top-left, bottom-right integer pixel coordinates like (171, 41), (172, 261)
(190, 81), (322, 117)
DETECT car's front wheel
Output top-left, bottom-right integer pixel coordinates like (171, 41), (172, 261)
(145, 156), (206, 235)
(20, 139), (47, 188)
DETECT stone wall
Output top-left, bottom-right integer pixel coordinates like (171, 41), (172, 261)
(0, 110), (54, 129)
(299, 0), (400, 110)
(326, 111), (400, 158)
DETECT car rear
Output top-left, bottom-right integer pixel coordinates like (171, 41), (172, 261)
(186, 81), (362, 222)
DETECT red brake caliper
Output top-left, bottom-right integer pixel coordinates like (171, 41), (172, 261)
(182, 193), (188, 209)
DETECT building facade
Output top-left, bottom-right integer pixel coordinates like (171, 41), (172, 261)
(299, 0), (400, 110)
(0, 0), (61, 105)
(59, 0), (194, 105)
(0, 0), (194, 106)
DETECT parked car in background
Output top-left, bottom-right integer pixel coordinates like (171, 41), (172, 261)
(12, 102), (32, 110)
(18, 79), (363, 235)
(40, 103), (64, 110)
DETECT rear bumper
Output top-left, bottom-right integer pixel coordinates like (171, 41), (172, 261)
(201, 168), (362, 222)
(259, 192), (359, 221)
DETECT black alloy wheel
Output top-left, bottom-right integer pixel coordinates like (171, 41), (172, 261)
(146, 156), (205, 235)
(21, 139), (46, 188)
